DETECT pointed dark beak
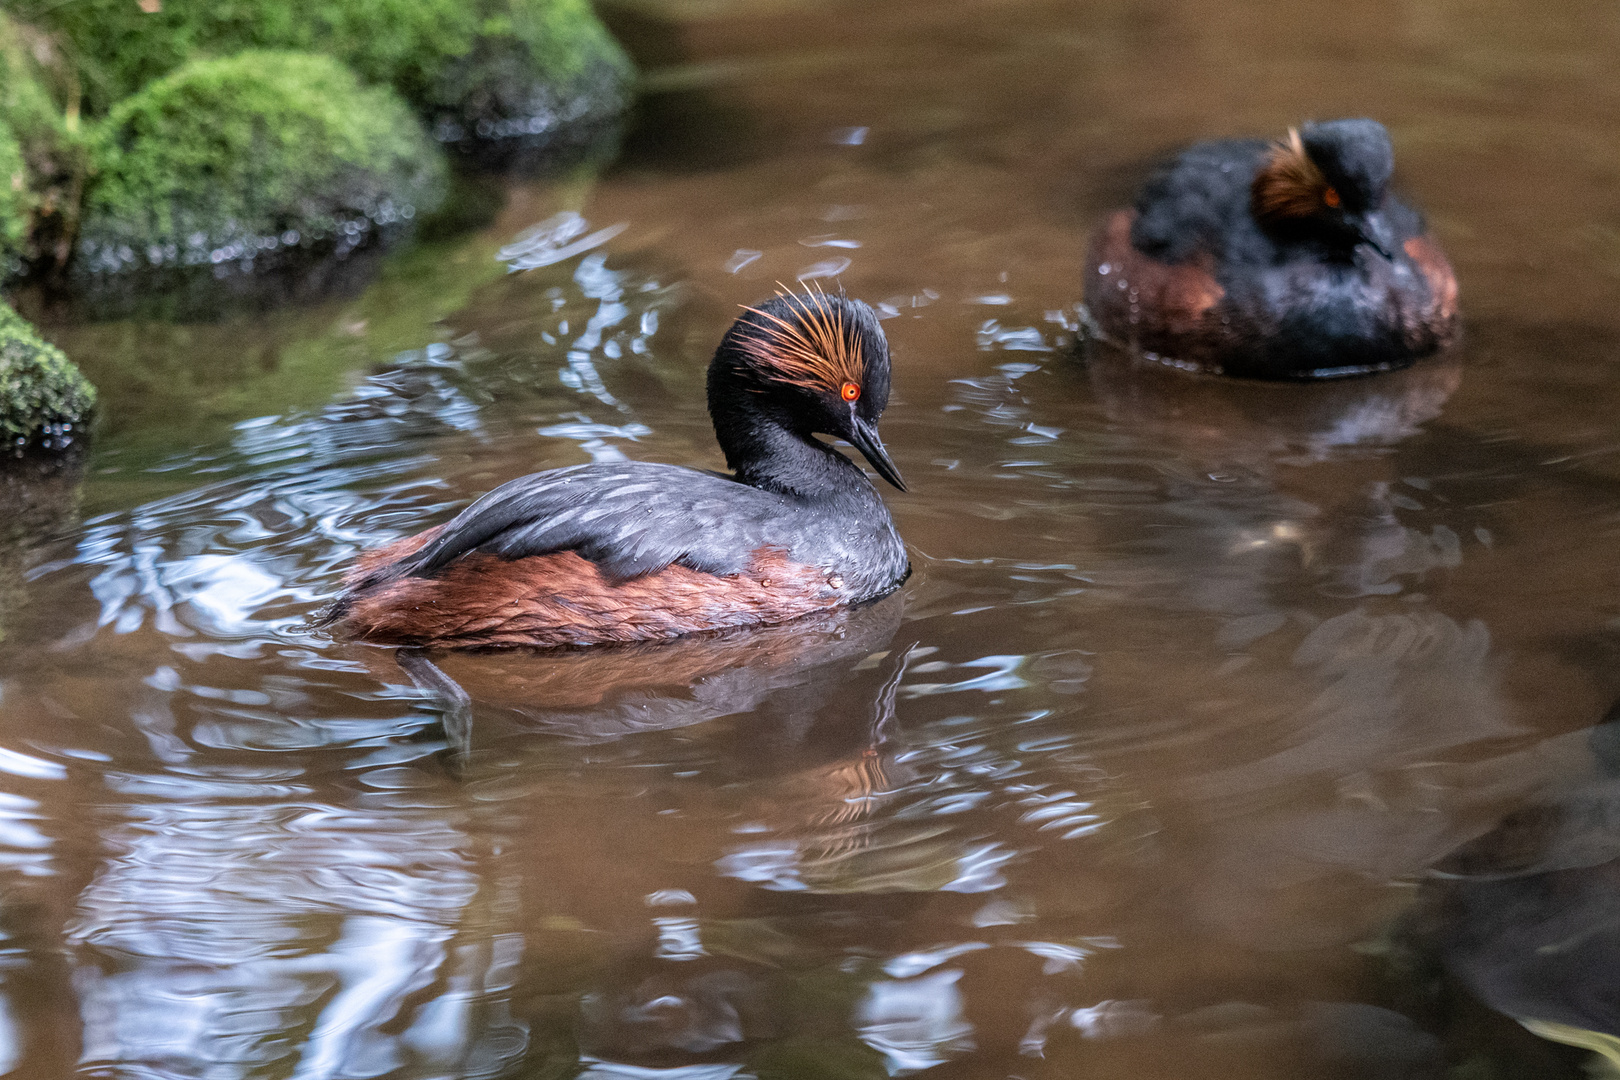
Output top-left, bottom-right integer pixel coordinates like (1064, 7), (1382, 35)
(847, 417), (907, 491)
(1353, 214), (1397, 261)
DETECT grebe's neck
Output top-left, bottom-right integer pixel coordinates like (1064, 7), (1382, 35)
(708, 379), (866, 498)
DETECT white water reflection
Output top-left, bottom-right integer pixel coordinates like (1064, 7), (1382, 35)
(498, 212), (628, 272)
(855, 968), (974, 1074)
(68, 794), (521, 1078)
(578, 1062), (750, 1080)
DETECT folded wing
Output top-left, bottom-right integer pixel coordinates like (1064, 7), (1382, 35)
(370, 462), (798, 584)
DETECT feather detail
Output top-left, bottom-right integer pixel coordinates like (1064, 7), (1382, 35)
(1251, 127), (1333, 224)
(738, 283), (866, 393)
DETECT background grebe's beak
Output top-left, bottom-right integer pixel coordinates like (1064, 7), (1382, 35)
(1353, 213), (1397, 260)
(848, 418), (907, 491)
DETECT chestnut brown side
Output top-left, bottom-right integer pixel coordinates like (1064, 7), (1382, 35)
(1086, 209), (1459, 374)
(338, 543), (848, 649)
(1402, 235), (1460, 350)
(1084, 209), (1227, 365)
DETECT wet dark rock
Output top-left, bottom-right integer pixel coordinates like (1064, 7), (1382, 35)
(59, 240), (394, 325)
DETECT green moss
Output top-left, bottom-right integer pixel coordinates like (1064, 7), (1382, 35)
(0, 124), (28, 262)
(21, 0), (633, 143)
(422, 0), (635, 147)
(0, 12), (86, 269)
(0, 14), (73, 152)
(0, 303), (95, 450)
(78, 50), (446, 273)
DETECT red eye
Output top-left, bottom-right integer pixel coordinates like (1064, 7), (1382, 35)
(1323, 187), (1341, 208)
(840, 382), (861, 402)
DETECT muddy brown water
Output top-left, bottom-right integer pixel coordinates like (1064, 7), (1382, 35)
(3, 0), (1620, 1075)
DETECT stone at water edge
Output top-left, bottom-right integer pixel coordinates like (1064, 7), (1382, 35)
(77, 50), (447, 279)
(421, 0), (635, 159)
(0, 303), (95, 455)
(34, 0), (634, 156)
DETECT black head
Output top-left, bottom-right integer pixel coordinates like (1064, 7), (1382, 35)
(1300, 118), (1394, 213)
(709, 288), (904, 491)
(1251, 119), (1398, 259)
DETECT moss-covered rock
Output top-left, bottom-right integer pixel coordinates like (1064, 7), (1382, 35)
(23, 0), (633, 153)
(77, 50), (446, 276)
(419, 0), (635, 156)
(0, 302), (94, 453)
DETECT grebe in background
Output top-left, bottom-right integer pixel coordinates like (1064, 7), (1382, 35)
(1084, 118), (1458, 379)
(327, 288), (910, 649)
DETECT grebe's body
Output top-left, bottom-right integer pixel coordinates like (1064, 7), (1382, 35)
(1085, 118), (1458, 379)
(330, 291), (909, 649)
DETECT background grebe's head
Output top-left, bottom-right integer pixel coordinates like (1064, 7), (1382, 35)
(708, 287), (905, 490)
(1252, 117), (1399, 259)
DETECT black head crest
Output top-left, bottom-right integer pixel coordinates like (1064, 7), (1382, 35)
(737, 283), (868, 396)
(1251, 127), (1336, 225)
(1253, 119), (1395, 225)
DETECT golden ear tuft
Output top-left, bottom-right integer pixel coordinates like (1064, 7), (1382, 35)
(738, 282), (867, 395)
(1251, 127), (1333, 224)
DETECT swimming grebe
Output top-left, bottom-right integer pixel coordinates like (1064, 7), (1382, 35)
(1084, 118), (1459, 379)
(328, 289), (910, 649)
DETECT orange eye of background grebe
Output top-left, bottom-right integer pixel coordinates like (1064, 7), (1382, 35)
(840, 382), (861, 402)
(1323, 187), (1341, 208)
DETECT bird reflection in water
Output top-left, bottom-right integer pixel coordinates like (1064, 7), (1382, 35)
(392, 593), (934, 894)
(388, 590), (907, 747)
(1086, 344), (1467, 604)
(437, 594), (930, 1076)
(1085, 341), (1463, 464)
(65, 595), (922, 1077)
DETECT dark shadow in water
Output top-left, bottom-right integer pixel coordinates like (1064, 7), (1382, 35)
(442, 115), (628, 176)
(594, 0), (770, 175)
(1407, 700), (1620, 1074)
(35, 239), (397, 325)
(0, 446), (84, 537)
(611, 88), (769, 175)
(0, 447), (84, 645)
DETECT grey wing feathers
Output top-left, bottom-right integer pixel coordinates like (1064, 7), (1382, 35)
(393, 462), (794, 581)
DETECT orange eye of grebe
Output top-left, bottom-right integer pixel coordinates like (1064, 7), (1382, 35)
(1323, 187), (1341, 208)
(840, 382), (861, 402)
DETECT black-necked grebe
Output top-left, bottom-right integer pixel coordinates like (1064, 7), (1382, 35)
(1084, 118), (1458, 379)
(328, 289), (910, 649)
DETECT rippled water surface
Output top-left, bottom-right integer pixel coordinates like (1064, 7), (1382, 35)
(6, 0), (1620, 1075)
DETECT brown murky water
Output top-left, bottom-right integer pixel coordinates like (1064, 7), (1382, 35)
(3, 0), (1620, 1075)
